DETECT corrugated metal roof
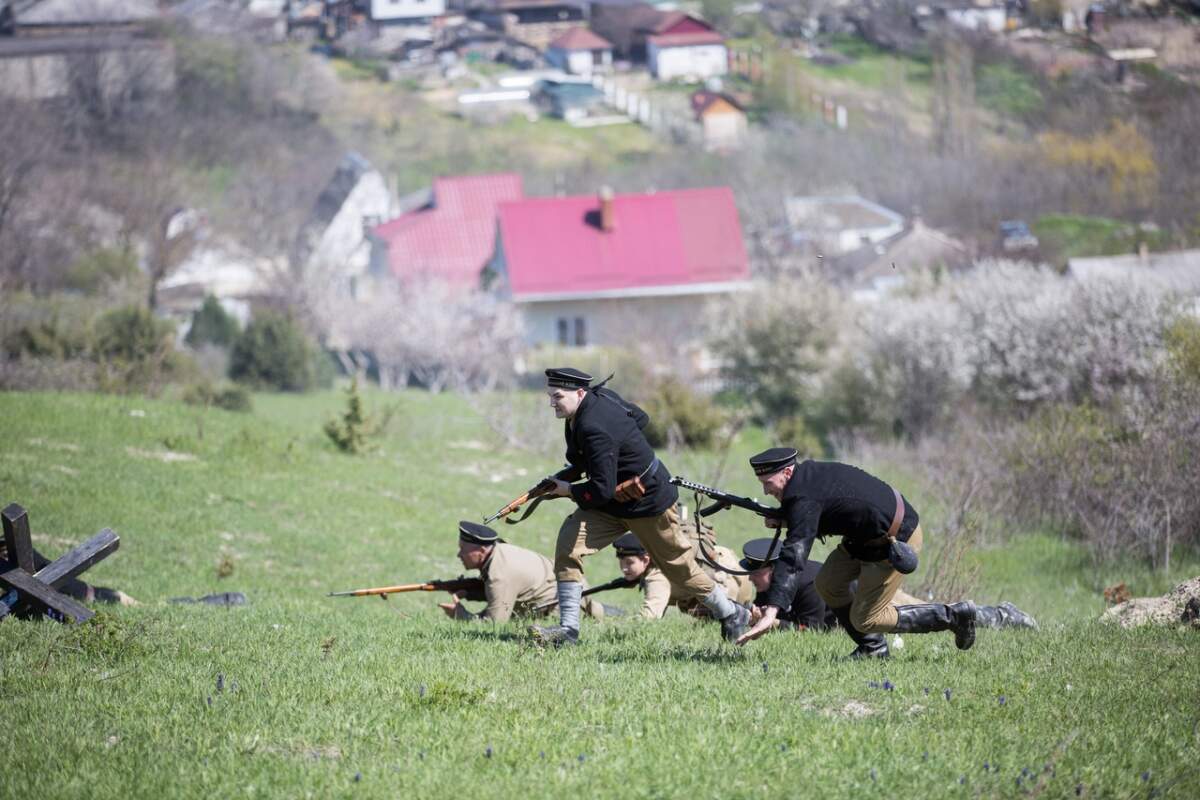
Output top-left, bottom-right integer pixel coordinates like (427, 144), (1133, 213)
(496, 187), (749, 300)
(371, 173), (524, 287)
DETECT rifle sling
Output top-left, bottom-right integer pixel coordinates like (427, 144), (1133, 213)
(504, 494), (552, 525)
(696, 534), (756, 577)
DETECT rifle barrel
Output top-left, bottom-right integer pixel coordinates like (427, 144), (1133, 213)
(328, 583), (434, 597)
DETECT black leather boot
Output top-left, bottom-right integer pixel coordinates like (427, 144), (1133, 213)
(830, 604), (890, 659)
(893, 602), (977, 650)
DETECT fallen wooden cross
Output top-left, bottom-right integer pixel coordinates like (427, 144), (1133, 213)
(1, 502), (120, 624)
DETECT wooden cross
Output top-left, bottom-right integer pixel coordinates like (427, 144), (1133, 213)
(0, 503), (120, 624)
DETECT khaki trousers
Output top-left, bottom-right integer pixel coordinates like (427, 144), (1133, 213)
(554, 506), (716, 601)
(814, 525), (924, 633)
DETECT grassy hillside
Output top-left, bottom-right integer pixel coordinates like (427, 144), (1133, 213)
(1, 390), (1198, 799)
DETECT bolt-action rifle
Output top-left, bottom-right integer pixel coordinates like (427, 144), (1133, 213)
(532, 574), (638, 614)
(484, 477), (559, 525)
(328, 575), (487, 603)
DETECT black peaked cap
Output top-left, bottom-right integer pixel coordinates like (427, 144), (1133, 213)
(749, 447), (798, 476)
(739, 537), (784, 570)
(613, 532), (646, 557)
(545, 367), (593, 390)
(459, 521), (501, 545)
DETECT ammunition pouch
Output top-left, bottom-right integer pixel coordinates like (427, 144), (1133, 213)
(614, 457), (659, 503)
(614, 475), (647, 503)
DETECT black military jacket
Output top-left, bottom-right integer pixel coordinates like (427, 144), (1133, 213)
(762, 460), (919, 610)
(554, 387), (678, 518)
(754, 558), (837, 630)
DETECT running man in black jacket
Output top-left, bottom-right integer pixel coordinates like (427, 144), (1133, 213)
(528, 368), (750, 647)
(736, 447), (977, 656)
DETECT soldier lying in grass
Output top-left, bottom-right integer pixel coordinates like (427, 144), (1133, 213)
(439, 521), (613, 623)
(611, 527), (754, 619)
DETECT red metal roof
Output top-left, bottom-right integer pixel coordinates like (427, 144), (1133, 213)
(371, 173), (523, 287)
(548, 27), (612, 51)
(648, 30), (725, 47)
(649, 12), (713, 35)
(496, 187), (749, 299)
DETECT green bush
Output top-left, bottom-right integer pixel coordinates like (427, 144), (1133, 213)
(772, 415), (826, 460)
(92, 305), (188, 394)
(3, 320), (88, 360)
(641, 377), (726, 449)
(185, 296), (239, 349)
(93, 305), (174, 362)
(64, 248), (139, 294)
(182, 381), (253, 412)
(228, 310), (315, 392)
(1165, 315), (1200, 386)
(323, 377), (371, 453)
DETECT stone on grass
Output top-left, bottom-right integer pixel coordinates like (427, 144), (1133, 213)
(1100, 576), (1200, 629)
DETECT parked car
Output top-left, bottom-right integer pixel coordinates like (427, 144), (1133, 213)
(999, 220), (1039, 252)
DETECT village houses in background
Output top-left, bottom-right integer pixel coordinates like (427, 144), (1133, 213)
(5, 0), (1199, 385)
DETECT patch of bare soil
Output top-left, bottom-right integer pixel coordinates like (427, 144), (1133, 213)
(826, 700), (876, 719)
(1100, 576), (1200, 629)
(125, 447), (198, 463)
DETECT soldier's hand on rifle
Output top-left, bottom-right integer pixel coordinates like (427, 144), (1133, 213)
(763, 516), (782, 528)
(438, 592), (464, 618)
(737, 605), (779, 646)
(549, 478), (572, 497)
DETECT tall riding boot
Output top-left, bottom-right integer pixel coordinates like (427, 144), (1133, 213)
(830, 604), (890, 659)
(893, 602), (977, 650)
(975, 602), (1038, 630)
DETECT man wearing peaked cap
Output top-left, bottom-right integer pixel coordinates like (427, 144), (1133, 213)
(737, 447), (978, 657)
(739, 536), (1037, 637)
(740, 537), (837, 632)
(530, 368), (752, 647)
(441, 521), (608, 623)
(611, 523), (754, 620)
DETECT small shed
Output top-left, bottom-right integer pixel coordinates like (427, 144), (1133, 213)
(546, 27), (613, 76)
(691, 89), (747, 150)
(534, 79), (606, 122)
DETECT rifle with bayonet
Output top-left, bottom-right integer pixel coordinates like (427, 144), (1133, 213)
(484, 476), (559, 525)
(328, 575), (487, 602)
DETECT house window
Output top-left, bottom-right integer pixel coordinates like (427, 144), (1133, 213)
(556, 317), (588, 346)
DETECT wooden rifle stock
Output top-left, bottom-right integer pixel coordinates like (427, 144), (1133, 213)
(483, 477), (557, 525)
(329, 576), (487, 602)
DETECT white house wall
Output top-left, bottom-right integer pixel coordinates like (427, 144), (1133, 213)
(649, 43), (728, 81)
(518, 295), (726, 351)
(369, 0), (445, 22)
(309, 170), (396, 298)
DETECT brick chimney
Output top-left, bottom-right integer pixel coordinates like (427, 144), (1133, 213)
(599, 186), (615, 233)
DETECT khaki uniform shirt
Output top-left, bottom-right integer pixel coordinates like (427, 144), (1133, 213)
(479, 542), (558, 623)
(637, 544), (753, 619)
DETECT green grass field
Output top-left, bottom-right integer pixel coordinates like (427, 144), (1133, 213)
(2, 390), (1198, 799)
